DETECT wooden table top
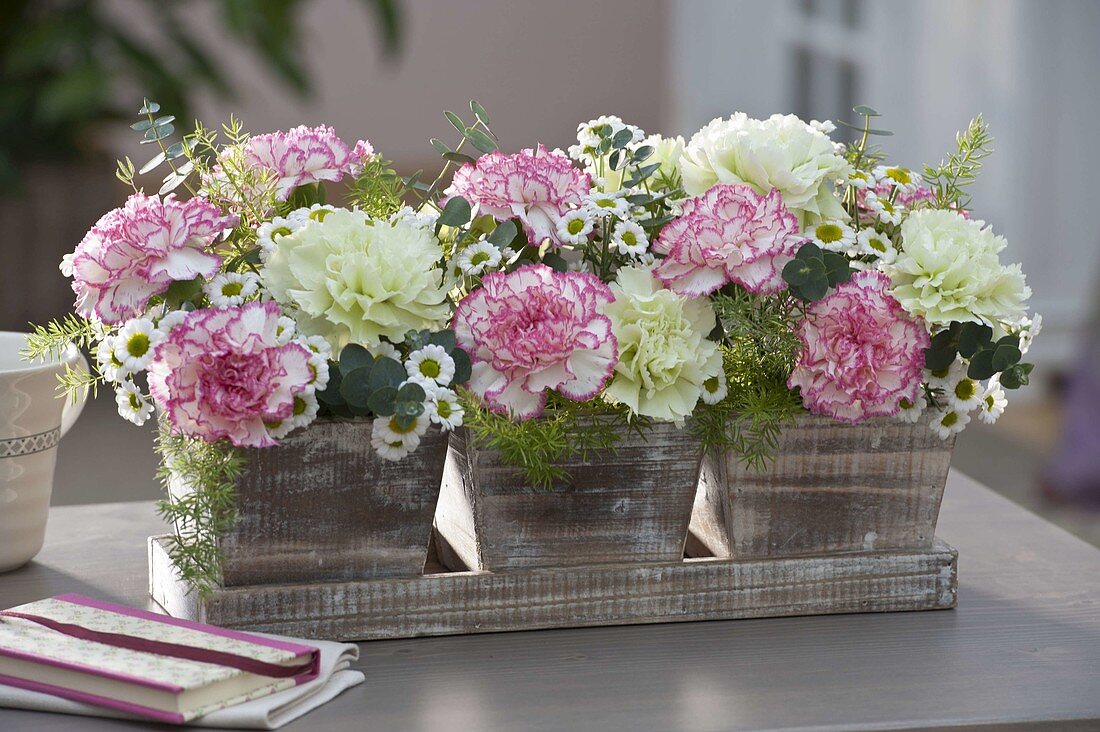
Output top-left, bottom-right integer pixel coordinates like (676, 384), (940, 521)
(1, 470), (1099, 731)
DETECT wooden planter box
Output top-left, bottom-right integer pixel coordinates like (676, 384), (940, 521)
(434, 421), (703, 570)
(690, 412), (955, 559)
(167, 419), (449, 586)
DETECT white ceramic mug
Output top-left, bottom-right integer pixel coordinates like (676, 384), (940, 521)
(0, 332), (88, 572)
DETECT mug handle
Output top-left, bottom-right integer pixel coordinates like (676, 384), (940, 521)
(59, 348), (89, 438)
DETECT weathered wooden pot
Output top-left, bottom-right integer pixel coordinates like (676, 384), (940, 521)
(690, 412), (954, 559)
(435, 421), (703, 571)
(168, 419), (449, 586)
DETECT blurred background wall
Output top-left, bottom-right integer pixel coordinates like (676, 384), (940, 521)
(2, 0), (1097, 541)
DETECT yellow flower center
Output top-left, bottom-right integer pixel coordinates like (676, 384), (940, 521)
(419, 359), (441, 379)
(293, 396), (307, 416)
(436, 400), (453, 419)
(621, 231), (637, 246)
(273, 226), (292, 237)
(941, 412), (958, 428)
(703, 376), (720, 393)
(886, 167), (912, 185)
(869, 237), (887, 253)
(221, 281), (244, 297)
(954, 379), (976, 401)
(128, 393), (142, 410)
(388, 417), (417, 435)
(816, 223), (843, 242)
(309, 208), (330, 222)
(899, 397), (914, 409)
(125, 333), (150, 358)
(470, 251), (490, 266)
(567, 218), (587, 235)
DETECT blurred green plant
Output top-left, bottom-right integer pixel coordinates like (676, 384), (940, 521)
(0, 0), (402, 190)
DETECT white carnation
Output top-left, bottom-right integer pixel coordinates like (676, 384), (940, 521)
(679, 112), (850, 225)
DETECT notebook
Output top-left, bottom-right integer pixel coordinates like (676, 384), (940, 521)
(0, 594), (320, 724)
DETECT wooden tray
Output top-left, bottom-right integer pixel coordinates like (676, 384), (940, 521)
(148, 531), (957, 641)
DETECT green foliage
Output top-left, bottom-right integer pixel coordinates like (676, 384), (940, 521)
(22, 313), (99, 361)
(782, 242), (852, 301)
(317, 330), (471, 425)
(461, 391), (651, 490)
(692, 287), (804, 470)
(155, 422), (245, 596)
(0, 1), (403, 191)
(345, 156), (404, 218)
(924, 321), (1028, 384)
(923, 114), (994, 212)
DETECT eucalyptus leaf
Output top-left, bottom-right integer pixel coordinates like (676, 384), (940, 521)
(138, 101), (161, 114)
(443, 151), (477, 166)
(924, 344), (957, 372)
(991, 343), (1022, 372)
(367, 385), (397, 416)
(438, 196), (472, 227)
(430, 138), (451, 155)
(396, 380), (426, 404)
(451, 347), (472, 385)
(464, 127), (497, 153)
(370, 356), (406, 391)
(444, 110), (465, 134)
(428, 330), (457, 353)
(958, 323), (993, 358)
(339, 367), (374, 408)
(632, 145), (654, 161)
(139, 151), (166, 175)
(611, 128), (634, 149)
(609, 150), (622, 171)
(153, 115), (176, 127)
(821, 251), (852, 286)
(470, 100), (490, 126)
(339, 343), (374, 374)
(966, 349), (997, 380)
(542, 252), (569, 272)
(130, 119), (153, 132)
(316, 368), (345, 406)
(853, 105), (880, 116)
(487, 219), (518, 247)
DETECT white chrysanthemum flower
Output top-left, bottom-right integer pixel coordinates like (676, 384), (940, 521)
(96, 336), (126, 383)
(1018, 314), (1042, 355)
(858, 227), (898, 264)
(978, 379), (1008, 424)
(930, 407), (971, 439)
(296, 334), (332, 391)
(890, 210), (1031, 326)
(699, 369), (728, 405)
(286, 204), (337, 229)
(155, 309), (188, 337)
(256, 216), (302, 261)
(927, 359), (964, 390)
(846, 169), (875, 190)
(555, 209), (595, 245)
(456, 241), (503, 276)
(261, 209), (450, 350)
(275, 316), (298, 345)
(946, 370), (983, 412)
(370, 413), (431, 460)
(569, 115), (645, 160)
(873, 165), (922, 194)
(500, 246), (518, 263)
(864, 191), (904, 225)
(368, 340), (400, 361)
(203, 271), (260, 307)
(680, 112), (850, 226)
(809, 220), (856, 254)
(390, 205), (439, 231)
(267, 391), (320, 439)
(611, 220), (648, 257)
(585, 190), (630, 219)
(115, 379), (154, 426)
(897, 394), (925, 423)
(424, 385), (464, 430)
(406, 344), (456, 386)
(113, 318), (164, 373)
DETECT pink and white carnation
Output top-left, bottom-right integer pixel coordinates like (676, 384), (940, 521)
(67, 193), (236, 324)
(445, 145), (590, 248)
(788, 271), (930, 423)
(652, 184), (802, 296)
(453, 264), (617, 419)
(240, 125), (374, 200)
(147, 301), (317, 448)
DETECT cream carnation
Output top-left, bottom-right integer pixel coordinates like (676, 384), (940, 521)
(454, 264), (617, 420)
(679, 113), (849, 225)
(789, 271), (930, 423)
(602, 266), (722, 422)
(261, 209), (450, 350)
(891, 210), (1030, 326)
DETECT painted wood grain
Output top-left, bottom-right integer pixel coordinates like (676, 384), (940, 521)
(169, 419), (449, 585)
(148, 533), (957, 642)
(690, 412), (955, 559)
(435, 422), (704, 571)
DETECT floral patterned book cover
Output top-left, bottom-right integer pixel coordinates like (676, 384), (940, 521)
(0, 594), (319, 724)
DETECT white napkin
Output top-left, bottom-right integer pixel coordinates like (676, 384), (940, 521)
(0, 632), (364, 729)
